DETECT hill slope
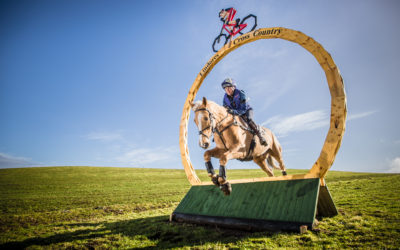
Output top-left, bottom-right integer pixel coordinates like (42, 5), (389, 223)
(0, 167), (399, 248)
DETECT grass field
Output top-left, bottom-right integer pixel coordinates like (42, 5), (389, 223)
(0, 167), (399, 249)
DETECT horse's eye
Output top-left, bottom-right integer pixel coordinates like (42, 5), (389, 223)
(204, 117), (208, 121)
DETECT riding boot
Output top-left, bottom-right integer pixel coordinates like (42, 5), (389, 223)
(218, 165), (227, 184)
(248, 120), (268, 146)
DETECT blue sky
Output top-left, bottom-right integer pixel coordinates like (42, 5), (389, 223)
(1, 0), (399, 174)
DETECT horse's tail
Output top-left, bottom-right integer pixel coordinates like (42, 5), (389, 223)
(267, 155), (280, 169)
(271, 132), (282, 153)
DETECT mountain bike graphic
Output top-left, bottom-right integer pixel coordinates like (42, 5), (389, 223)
(212, 8), (257, 52)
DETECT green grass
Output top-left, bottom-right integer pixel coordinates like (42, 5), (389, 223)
(0, 166), (399, 249)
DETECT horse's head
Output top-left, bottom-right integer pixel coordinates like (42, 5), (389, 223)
(190, 97), (215, 149)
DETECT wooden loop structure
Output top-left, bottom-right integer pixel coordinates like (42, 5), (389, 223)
(180, 27), (347, 186)
(174, 27), (346, 231)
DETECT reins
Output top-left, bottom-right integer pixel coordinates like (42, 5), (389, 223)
(194, 107), (251, 151)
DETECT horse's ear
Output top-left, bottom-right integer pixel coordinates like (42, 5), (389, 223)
(202, 97), (207, 106)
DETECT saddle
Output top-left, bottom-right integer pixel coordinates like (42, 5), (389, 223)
(235, 117), (260, 162)
(216, 114), (265, 161)
(236, 116), (266, 137)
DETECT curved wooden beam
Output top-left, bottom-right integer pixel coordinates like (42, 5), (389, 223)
(179, 27), (347, 185)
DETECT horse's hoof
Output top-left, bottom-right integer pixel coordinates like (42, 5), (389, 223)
(211, 175), (220, 186)
(220, 182), (232, 196)
(282, 171), (287, 176)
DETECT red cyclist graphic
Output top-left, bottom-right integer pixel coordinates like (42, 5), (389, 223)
(212, 8), (257, 52)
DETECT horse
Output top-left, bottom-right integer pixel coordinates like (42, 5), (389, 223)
(190, 97), (287, 195)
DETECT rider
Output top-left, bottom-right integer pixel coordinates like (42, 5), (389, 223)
(219, 7), (240, 29)
(221, 78), (268, 146)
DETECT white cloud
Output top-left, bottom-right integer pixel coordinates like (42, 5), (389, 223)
(262, 109), (379, 137)
(115, 146), (179, 166)
(387, 157), (400, 173)
(348, 110), (377, 121)
(0, 152), (36, 168)
(262, 110), (329, 137)
(85, 131), (123, 142)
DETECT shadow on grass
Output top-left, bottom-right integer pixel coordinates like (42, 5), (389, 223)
(0, 215), (266, 249)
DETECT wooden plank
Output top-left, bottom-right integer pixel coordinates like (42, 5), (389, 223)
(196, 173), (320, 186)
(172, 178), (321, 231)
(285, 182), (300, 222)
(172, 213), (311, 232)
(317, 185), (338, 217)
(302, 181), (320, 223)
(273, 181), (286, 220)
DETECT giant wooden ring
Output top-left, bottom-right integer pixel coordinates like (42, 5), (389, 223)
(180, 27), (347, 185)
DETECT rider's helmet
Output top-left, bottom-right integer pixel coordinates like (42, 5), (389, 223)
(221, 78), (236, 89)
(219, 9), (228, 19)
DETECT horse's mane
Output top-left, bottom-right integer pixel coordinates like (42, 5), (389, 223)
(191, 100), (203, 111)
(192, 99), (222, 110)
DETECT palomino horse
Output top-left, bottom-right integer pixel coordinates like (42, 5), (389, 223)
(190, 97), (287, 195)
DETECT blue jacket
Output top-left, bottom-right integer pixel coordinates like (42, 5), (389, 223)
(223, 89), (252, 115)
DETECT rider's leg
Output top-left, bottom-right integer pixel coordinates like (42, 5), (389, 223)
(228, 18), (240, 27)
(244, 110), (268, 146)
(235, 18), (241, 27)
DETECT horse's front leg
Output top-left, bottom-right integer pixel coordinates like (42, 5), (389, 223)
(217, 148), (244, 195)
(204, 148), (225, 185)
(218, 148), (244, 182)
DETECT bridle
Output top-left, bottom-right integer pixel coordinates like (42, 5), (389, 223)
(194, 107), (232, 150)
(194, 108), (216, 139)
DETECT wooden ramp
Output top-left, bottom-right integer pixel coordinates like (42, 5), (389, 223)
(171, 178), (337, 232)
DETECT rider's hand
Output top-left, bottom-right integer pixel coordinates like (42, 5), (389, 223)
(227, 109), (237, 115)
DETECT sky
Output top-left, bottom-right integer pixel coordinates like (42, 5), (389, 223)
(1, 0), (399, 174)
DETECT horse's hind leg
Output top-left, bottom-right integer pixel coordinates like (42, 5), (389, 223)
(254, 156), (274, 177)
(270, 152), (287, 176)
